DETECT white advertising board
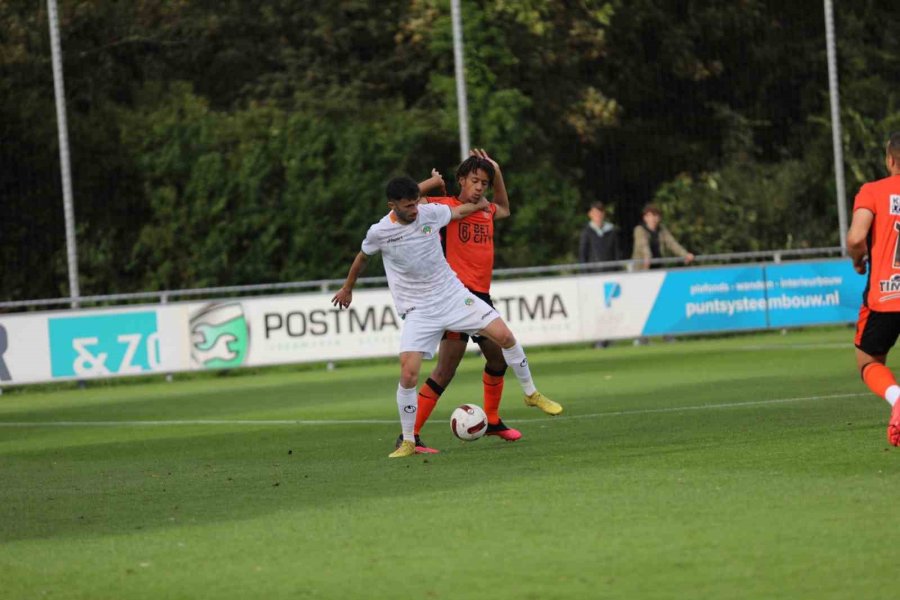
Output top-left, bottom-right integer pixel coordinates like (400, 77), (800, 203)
(183, 289), (402, 370)
(0, 305), (191, 386)
(0, 260), (862, 387)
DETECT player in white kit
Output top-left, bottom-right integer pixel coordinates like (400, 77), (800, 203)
(332, 176), (560, 457)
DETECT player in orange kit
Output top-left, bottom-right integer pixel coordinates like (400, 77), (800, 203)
(847, 132), (900, 445)
(396, 150), (563, 453)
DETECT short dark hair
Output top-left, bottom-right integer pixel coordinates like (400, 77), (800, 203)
(385, 176), (420, 202)
(641, 203), (661, 217)
(590, 201), (606, 212)
(456, 156), (495, 187)
(888, 132), (900, 163)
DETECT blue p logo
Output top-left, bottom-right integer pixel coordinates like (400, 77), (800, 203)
(603, 282), (622, 308)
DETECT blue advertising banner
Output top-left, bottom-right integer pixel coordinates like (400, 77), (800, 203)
(764, 261), (864, 327)
(48, 311), (160, 378)
(641, 259), (866, 336)
(642, 266), (769, 335)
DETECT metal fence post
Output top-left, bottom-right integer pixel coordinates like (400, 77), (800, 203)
(161, 292), (173, 383)
(47, 0), (81, 307)
(824, 0), (849, 253)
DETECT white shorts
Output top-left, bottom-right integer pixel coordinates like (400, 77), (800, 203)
(399, 290), (500, 359)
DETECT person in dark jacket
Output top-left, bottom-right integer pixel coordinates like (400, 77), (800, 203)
(579, 201), (620, 348)
(578, 201), (620, 271)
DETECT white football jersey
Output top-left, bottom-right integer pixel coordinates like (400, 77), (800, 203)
(361, 203), (467, 316)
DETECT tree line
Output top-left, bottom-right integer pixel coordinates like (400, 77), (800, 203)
(2, 0), (898, 302)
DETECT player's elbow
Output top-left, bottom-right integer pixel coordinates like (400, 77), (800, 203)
(846, 233), (866, 254)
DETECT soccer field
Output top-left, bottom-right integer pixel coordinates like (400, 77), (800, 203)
(1, 326), (897, 599)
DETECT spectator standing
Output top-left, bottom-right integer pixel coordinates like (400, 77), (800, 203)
(632, 204), (694, 270)
(578, 201), (620, 270)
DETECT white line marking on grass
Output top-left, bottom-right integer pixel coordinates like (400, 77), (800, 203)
(729, 342), (851, 352)
(0, 418), (397, 427)
(525, 392), (870, 423)
(0, 393), (868, 428)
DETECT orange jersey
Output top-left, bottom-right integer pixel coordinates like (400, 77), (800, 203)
(428, 196), (497, 293)
(854, 174), (900, 311)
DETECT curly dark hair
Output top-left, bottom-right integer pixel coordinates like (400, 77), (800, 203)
(455, 156), (495, 188)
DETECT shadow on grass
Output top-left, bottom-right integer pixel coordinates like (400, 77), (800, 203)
(1, 369), (888, 545)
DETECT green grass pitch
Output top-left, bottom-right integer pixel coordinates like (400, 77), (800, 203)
(1, 326), (897, 599)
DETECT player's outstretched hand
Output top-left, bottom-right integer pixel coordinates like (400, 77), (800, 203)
(332, 288), (353, 309)
(471, 148), (499, 170)
(431, 168), (447, 195)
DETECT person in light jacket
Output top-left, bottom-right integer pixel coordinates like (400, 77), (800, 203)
(631, 203), (694, 270)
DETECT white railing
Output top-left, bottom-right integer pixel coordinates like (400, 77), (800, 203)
(0, 246), (845, 312)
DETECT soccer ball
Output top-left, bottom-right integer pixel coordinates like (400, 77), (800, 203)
(450, 404), (488, 441)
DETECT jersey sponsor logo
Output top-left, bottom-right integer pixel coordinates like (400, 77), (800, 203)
(603, 282), (622, 308)
(878, 274), (900, 302)
(0, 324), (10, 381)
(457, 222), (491, 244)
(190, 303), (250, 369)
(891, 195), (900, 215)
(879, 274), (900, 293)
(386, 234), (406, 243)
(48, 312), (160, 378)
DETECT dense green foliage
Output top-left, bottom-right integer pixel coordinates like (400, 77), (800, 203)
(2, 328), (899, 598)
(2, 1), (899, 300)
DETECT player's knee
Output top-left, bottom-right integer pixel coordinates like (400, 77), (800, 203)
(484, 358), (507, 374)
(399, 366), (420, 388)
(495, 331), (516, 348)
(431, 366), (456, 386)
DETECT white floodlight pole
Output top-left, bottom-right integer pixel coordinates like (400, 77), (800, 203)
(824, 0), (848, 253)
(450, 0), (471, 161)
(47, 0), (81, 306)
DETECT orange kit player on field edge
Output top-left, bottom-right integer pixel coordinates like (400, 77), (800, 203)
(848, 131), (900, 445)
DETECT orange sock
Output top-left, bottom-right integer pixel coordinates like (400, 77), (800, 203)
(414, 378), (444, 435)
(483, 367), (506, 425)
(862, 362), (900, 403)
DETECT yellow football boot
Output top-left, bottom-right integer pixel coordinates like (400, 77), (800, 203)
(524, 391), (563, 416)
(389, 440), (416, 458)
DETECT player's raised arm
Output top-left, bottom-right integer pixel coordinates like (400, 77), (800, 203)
(332, 251), (370, 309)
(450, 198), (490, 221)
(472, 149), (509, 220)
(847, 208), (874, 274)
(418, 168), (446, 197)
